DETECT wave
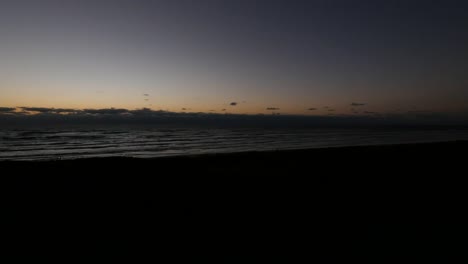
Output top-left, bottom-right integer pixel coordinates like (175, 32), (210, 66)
(1, 128), (468, 161)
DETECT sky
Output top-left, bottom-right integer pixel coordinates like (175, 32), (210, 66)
(1, 0), (468, 116)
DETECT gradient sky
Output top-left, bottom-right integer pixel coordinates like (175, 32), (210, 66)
(1, 0), (468, 115)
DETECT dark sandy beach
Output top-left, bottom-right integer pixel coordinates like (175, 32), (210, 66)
(2, 141), (468, 262)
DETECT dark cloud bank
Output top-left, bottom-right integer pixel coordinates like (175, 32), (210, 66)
(0, 107), (467, 128)
(0, 107), (16, 113)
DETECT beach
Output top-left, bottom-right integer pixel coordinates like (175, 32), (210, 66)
(3, 1), (468, 262)
(2, 141), (467, 262)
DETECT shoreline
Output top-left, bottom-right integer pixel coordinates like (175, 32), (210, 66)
(2, 139), (467, 163)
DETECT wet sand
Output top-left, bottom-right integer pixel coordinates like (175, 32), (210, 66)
(2, 141), (468, 262)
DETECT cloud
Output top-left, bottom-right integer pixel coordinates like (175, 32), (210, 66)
(0, 107), (16, 113)
(20, 107), (79, 113)
(351, 103), (366, 107)
(130, 108), (159, 116)
(230, 102), (238, 106)
(20, 107), (55, 113)
(2, 106), (467, 127)
(307, 108), (317, 111)
(54, 108), (80, 113)
(83, 108), (130, 115)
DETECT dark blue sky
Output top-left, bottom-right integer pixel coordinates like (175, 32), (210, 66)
(1, 0), (467, 115)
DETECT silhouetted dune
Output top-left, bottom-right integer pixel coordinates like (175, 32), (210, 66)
(2, 141), (467, 262)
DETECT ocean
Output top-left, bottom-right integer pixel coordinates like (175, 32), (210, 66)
(1, 127), (467, 161)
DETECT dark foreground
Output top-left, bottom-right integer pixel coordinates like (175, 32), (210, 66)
(2, 141), (468, 262)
